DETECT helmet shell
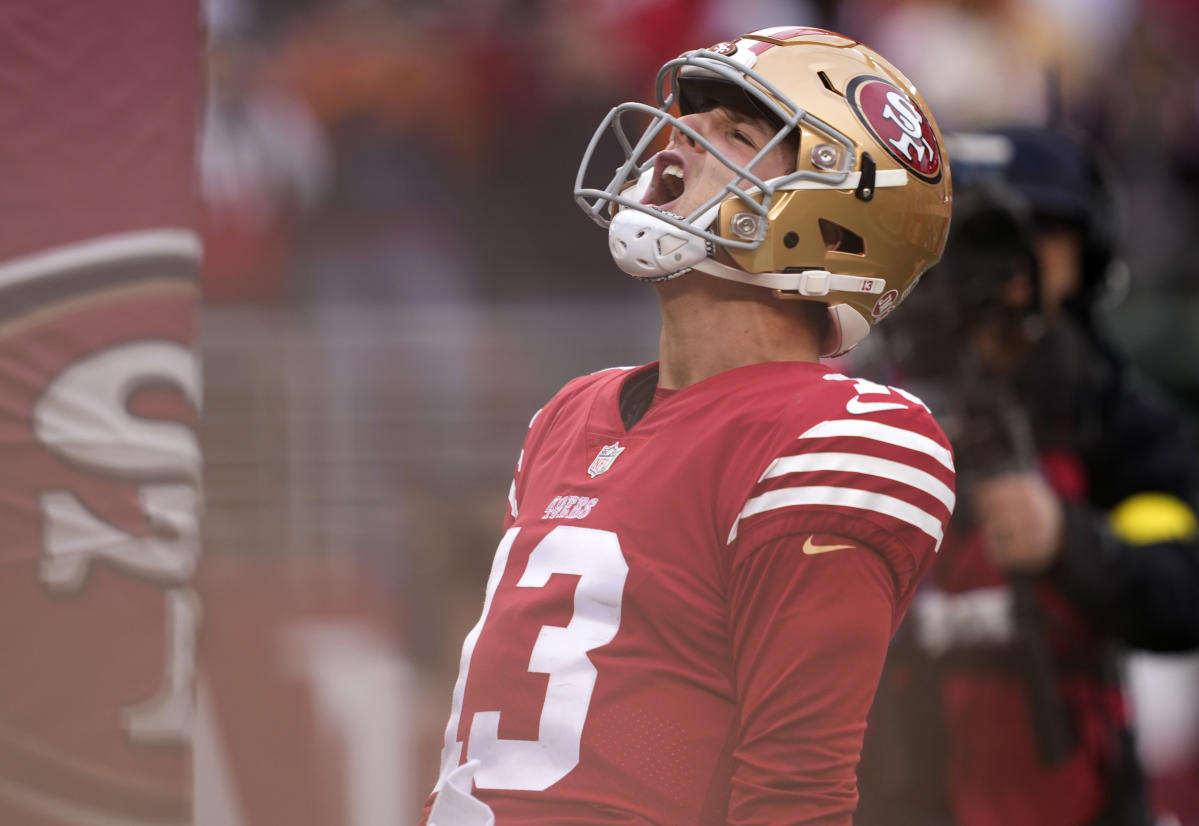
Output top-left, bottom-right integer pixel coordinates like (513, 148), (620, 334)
(710, 30), (952, 341)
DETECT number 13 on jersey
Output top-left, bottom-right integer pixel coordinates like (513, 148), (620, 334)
(436, 526), (629, 792)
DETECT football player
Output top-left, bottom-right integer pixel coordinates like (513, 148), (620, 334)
(423, 26), (954, 825)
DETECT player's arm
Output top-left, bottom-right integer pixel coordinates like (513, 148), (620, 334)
(719, 379), (953, 822)
(726, 534), (897, 826)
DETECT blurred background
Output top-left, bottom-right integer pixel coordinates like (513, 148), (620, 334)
(3, 0), (1197, 823)
(195, 0), (1199, 817)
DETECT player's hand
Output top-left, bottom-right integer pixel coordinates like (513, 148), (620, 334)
(972, 471), (1065, 573)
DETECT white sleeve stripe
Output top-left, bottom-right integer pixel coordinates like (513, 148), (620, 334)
(508, 479), (518, 518)
(798, 419), (954, 471)
(727, 484), (946, 550)
(588, 365), (641, 375)
(762, 452), (956, 511)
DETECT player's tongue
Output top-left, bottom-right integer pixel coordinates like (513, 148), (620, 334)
(641, 154), (686, 208)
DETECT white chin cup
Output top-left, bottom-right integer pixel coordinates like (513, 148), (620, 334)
(608, 209), (709, 280)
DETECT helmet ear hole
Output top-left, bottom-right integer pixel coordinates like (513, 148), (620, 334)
(818, 219), (865, 255)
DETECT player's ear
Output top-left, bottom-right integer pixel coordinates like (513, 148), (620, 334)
(820, 220), (843, 251)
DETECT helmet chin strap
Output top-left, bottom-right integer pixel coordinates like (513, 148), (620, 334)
(690, 258), (877, 357)
(691, 256), (883, 297)
(607, 203), (878, 356)
(607, 197), (883, 294)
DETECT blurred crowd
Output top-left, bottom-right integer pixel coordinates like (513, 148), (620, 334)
(200, 0), (1199, 400)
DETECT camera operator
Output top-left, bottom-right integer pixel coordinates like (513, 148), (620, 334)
(855, 128), (1199, 826)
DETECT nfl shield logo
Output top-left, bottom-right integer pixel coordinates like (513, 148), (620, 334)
(587, 441), (626, 478)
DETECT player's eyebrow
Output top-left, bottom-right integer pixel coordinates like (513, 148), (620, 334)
(722, 106), (776, 142)
(708, 103), (766, 131)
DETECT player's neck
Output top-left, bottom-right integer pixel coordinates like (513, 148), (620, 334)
(653, 273), (822, 390)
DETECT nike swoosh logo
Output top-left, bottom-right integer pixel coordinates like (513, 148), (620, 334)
(845, 396), (907, 415)
(802, 536), (855, 555)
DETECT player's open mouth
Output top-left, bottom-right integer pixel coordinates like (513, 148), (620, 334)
(641, 151), (686, 209)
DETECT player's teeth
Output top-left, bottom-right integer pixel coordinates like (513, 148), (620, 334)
(663, 164), (684, 179)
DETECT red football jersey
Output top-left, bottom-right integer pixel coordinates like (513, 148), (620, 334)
(423, 361), (955, 825)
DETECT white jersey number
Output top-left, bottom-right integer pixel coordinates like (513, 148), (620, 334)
(436, 525), (628, 792)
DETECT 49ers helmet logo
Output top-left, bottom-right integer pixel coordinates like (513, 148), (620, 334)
(847, 76), (942, 183)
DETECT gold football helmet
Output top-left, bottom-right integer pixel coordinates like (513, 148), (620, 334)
(575, 26), (952, 356)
